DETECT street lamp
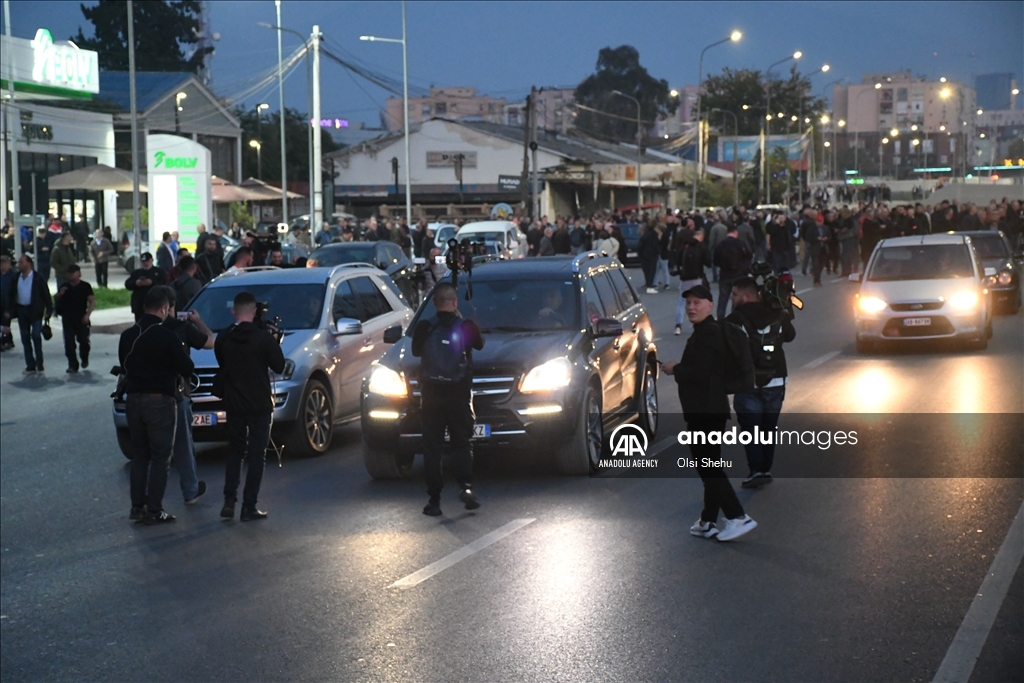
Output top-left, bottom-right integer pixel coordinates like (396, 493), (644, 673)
(853, 85), (881, 175)
(612, 89), (643, 212)
(255, 102), (270, 178)
(763, 50), (801, 204)
(711, 107), (740, 206)
(250, 139), (263, 180)
(174, 91), (187, 133)
(693, 29), (742, 210)
(361, 0), (412, 235)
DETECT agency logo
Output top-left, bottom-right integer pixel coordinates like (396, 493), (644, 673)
(609, 424), (648, 458)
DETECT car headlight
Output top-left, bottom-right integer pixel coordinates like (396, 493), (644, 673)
(274, 359), (295, 381)
(368, 365), (407, 397)
(948, 291), (979, 311)
(997, 271), (1013, 285)
(857, 296), (887, 314)
(520, 358), (573, 393)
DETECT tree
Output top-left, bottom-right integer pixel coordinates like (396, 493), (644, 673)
(73, 0), (211, 73)
(573, 46), (677, 143)
(701, 67), (827, 137)
(238, 107), (340, 186)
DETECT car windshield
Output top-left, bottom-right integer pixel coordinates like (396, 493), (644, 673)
(187, 283), (326, 332)
(970, 235), (1009, 260)
(416, 279), (579, 332)
(867, 244), (975, 281)
(435, 227), (456, 242)
(459, 231), (504, 243)
(310, 245), (375, 266)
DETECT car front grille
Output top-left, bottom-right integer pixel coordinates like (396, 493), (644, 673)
(191, 368), (217, 398)
(408, 373), (518, 398)
(890, 301), (944, 312)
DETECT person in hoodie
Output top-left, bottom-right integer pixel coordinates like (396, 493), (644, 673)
(215, 291), (286, 522)
(170, 255), (203, 310)
(726, 277), (796, 489)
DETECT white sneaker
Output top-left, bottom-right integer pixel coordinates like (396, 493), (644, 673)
(717, 514), (757, 541)
(646, 287), (658, 294)
(689, 519), (719, 538)
(674, 325), (682, 336)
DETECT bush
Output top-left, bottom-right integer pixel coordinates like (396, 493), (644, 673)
(92, 288), (133, 310)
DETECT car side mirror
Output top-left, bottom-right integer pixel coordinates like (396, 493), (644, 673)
(591, 318), (623, 338)
(983, 266), (997, 277)
(334, 318), (362, 335)
(383, 325), (402, 344)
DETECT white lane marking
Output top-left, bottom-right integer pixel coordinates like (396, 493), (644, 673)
(795, 286), (814, 295)
(390, 518), (536, 589)
(802, 350), (841, 369)
(831, 277), (845, 283)
(932, 501), (1024, 683)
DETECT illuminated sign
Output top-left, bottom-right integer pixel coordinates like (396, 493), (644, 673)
(311, 118), (350, 129)
(153, 151), (199, 169)
(147, 134), (211, 253)
(0, 28), (99, 99)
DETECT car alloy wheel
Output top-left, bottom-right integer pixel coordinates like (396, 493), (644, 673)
(586, 392), (603, 469)
(304, 384), (332, 451)
(640, 364), (658, 436)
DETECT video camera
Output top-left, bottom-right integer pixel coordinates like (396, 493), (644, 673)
(254, 301), (284, 343)
(750, 261), (803, 314)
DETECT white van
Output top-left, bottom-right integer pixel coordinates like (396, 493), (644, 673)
(455, 220), (525, 258)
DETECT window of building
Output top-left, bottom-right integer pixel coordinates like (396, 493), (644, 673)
(450, 103), (458, 111)
(435, 102), (447, 115)
(422, 104), (431, 117)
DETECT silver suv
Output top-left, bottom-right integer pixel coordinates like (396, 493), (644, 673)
(112, 265), (413, 458)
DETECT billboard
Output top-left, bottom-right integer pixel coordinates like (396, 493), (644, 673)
(717, 134), (806, 162)
(0, 29), (99, 99)
(147, 134), (211, 253)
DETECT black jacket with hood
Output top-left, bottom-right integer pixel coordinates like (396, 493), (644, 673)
(671, 315), (730, 422)
(214, 321), (286, 414)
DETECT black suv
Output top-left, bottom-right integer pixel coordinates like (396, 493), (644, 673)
(360, 252), (659, 477)
(309, 241), (421, 306)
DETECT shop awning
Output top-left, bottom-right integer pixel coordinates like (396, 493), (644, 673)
(48, 164), (147, 192)
(212, 176), (267, 203)
(239, 177), (304, 200)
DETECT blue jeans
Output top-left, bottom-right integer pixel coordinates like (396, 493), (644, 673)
(770, 249), (789, 275)
(733, 385), (786, 475)
(16, 306), (43, 370)
(224, 412), (273, 509)
(173, 399), (201, 501)
(801, 239), (813, 274)
(127, 393), (178, 513)
(655, 258), (670, 287)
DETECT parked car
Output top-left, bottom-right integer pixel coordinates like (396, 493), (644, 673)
(360, 252), (659, 478)
(854, 233), (994, 353)
(957, 230), (1021, 314)
(455, 220), (525, 259)
(308, 241), (421, 307)
(111, 265), (413, 459)
(617, 223), (641, 264)
(429, 223), (458, 252)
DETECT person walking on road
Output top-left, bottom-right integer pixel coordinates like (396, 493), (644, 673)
(90, 229), (114, 287)
(215, 292), (286, 521)
(670, 227), (710, 336)
(412, 283), (485, 516)
(660, 284), (757, 542)
(5, 255), (52, 374)
(712, 225), (751, 321)
(638, 223), (661, 293)
(50, 232), (78, 290)
(119, 287), (195, 525)
(54, 265), (94, 373)
(0, 255), (16, 351)
(125, 252), (166, 322)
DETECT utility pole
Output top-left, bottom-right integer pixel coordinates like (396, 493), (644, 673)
(311, 24), (322, 239)
(128, 0), (142, 253)
(520, 94), (531, 214)
(3, 0), (22, 256)
(275, 0), (287, 224)
(530, 86), (539, 220)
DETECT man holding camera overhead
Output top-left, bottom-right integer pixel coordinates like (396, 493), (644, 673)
(215, 292), (286, 521)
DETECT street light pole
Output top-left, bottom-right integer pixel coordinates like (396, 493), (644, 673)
(711, 108), (739, 207)
(853, 84), (881, 176)
(798, 64), (829, 206)
(275, 0), (288, 224)
(612, 90), (642, 213)
(255, 103), (269, 179)
(310, 24), (322, 238)
(127, 0), (142, 254)
(360, 0), (412, 238)
(250, 140), (262, 180)
(3, 0), (23, 256)
(764, 51), (802, 205)
(693, 30), (742, 211)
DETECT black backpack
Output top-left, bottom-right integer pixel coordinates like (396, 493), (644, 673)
(678, 242), (705, 280)
(718, 320), (756, 395)
(570, 227), (586, 248)
(718, 239), (743, 273)
(737, 313), (786, 388)
(419, 315), (471, 384)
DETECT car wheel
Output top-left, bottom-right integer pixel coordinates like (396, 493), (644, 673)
(116, 428), (133, 459)
(287, 379), (333, 457)
(555, 385), (602, 475)
(966, 334), (988, 351)
(362, 440), (414, 479)
(855, 337), (874, 354)
(124, 256), (136, 273)
(638, 362), (658, 437)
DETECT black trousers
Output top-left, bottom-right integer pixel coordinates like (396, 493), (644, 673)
(688, 417), (744, 523)
(62, 317), (90, 370)
(94, 261), (108, 287)
(421, 383), (474, 500)
(224, 412), (273, 509)
(127, 394), (177, 513)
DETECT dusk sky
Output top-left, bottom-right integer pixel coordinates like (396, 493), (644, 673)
(5, 1), (1023, 127)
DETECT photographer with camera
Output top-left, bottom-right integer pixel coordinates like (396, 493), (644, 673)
(215, 292), (286, 521)
(119, 287), (195, 524)
(725, 276), (796, 489)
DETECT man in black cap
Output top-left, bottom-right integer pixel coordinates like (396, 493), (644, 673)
(54, 264), (95, 373)
(660, 284), (757, 542)
(125, 252), (166, 322)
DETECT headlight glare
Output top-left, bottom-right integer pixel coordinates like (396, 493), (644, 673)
(857, 296), (887, 314)
(520, 358), (573, 393)
(368, 365), (407, 397)
(948, 291), (978, 311)
(997, 271), (1013, 285)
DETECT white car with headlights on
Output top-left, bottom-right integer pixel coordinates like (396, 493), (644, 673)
(854, 233), (993, 353)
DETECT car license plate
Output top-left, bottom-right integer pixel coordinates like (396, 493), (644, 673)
(192, 413), (216, 426)
(903, 317), (931, 327)
(473, 424), (491, 439)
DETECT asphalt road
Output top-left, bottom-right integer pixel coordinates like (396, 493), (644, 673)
(1, 267), (1021, 683)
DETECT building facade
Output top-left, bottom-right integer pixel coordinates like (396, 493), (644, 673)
(504, 87), (576, 133)
(383, 87), (506, 131)
(975, 73), (1020, 112)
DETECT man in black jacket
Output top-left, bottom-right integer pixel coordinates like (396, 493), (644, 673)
(125, 252), (166, 321)
(215, 291), (286, 521)
(638, 223), (661, 293)
(195, 238), (225, 283)
(712, 225), (751, 320)
(5, 255), (53, 373)
(170, 255), (203, 310)
(660, 284), (756, 542)
(118, 287), (195, 524)
(726, 277), (796, 488)
(412, 283), (485, 516)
